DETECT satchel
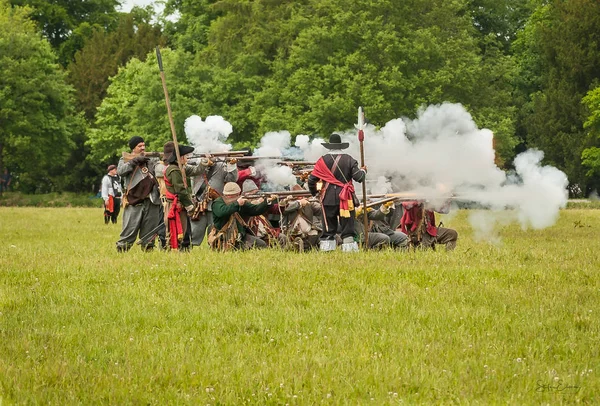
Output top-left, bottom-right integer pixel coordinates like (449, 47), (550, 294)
(126, 175), (156, 206)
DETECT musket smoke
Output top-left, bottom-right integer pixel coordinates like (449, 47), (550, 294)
(184, 115), (233, 152)
(253, 131), (297, 188)
(299, 102), (568, 238)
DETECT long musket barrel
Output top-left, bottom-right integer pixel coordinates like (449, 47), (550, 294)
(244, 190), (312, 199)
(364, 196), (399, 209)
(233, 156), (313, 162)
(191, 151), (248, 157)
(122, 151), (163, 162)
(276, 161), (315, 166)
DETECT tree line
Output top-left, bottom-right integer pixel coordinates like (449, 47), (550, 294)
(1, 0), (599, 195)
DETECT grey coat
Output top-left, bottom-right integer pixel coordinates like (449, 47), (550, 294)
(191, 161), (238, 211)
(117, 157), (161, 205)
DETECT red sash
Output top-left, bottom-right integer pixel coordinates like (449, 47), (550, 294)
(105, 195), (115, 213)
(163, 167), (184, 249)
(399, 201), (437, 237)
(311, 157), (355, 217)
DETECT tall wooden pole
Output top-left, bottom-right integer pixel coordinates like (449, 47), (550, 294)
(357, 106), (369, 247)
(156, 47), (187, 188)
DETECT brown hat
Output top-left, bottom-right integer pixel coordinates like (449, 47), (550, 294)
(163, 141), (195, 164)
(107, 164), (117, 172)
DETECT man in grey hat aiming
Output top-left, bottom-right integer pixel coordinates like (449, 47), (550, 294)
(308, 133), (367, 252)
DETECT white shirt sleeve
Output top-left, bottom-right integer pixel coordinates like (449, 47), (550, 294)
(101, 176), (111, 200)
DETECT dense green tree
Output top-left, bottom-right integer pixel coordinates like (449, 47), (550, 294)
(164, 0), (220, 53)
(173, 0), (517, 159)
(0, 0), (81, 192)
(467, 0), (534, 52)
(515, 0), (600, 191)
(87, 49), (200, 162)
(581, 86), (600, 181)
(67, 8), (166, 120)
(9, 0), (120, 65)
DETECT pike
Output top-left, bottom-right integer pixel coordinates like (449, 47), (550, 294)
(156, 47), (187, 188)
(355, 106), (369, 246)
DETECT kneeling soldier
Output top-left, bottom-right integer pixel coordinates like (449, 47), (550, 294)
(209, 182), (275, 250)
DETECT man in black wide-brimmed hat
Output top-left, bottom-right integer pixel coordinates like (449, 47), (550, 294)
(162, 141), (206, 251)
(308, 133), (367, 252)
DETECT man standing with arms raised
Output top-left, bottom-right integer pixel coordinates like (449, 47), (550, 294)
(308, 133), (367, 252)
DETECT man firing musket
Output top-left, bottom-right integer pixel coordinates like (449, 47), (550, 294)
(278, 184), (322, 252)
(188, 153), (239, 246)
(116, 136), (162, 252)
(399, 198), (458, 251)
(354, 197), (409, 250)
(307, 132), (367, 252)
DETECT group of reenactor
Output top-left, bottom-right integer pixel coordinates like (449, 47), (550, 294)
(112, 135), (458, 253)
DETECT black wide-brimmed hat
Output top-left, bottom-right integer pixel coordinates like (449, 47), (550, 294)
(163, 141), (195, 164)
(321, 133), (349, 150)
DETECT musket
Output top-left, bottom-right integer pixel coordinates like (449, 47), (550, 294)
(355, 106), (369, 246)
(156, 47), (187, 188)
(244, 190), (312, 199)
(276, 161), (315, 166)
(363, 196), (399, 209)
(230, 156), (308, 162)
(122, 151), (163, 162)
(191, 151), (248, 157)
(136, 222), (165, 245)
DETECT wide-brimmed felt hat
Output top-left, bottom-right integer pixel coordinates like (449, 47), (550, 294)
(321, 133), (349, 150)
(163, 141), (195, 164)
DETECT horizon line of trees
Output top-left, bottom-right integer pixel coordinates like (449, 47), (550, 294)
(1, 0), (600, 195)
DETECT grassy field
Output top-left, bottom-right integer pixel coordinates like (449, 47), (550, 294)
(1, 207), (599, 404)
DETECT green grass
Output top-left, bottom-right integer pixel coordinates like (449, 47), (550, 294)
(0, 192), (103, 208)
(1, 207), (599, 404)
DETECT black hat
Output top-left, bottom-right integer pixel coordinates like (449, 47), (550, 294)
(128, 136), (145, 150)
(321, 133), (349, 150)
(163, 141), (195, 164)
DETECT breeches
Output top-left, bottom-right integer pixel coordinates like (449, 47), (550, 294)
(321, 205), (355, 240)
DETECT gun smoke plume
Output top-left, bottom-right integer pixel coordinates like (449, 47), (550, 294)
(253, 131), (298, 188)
(295, 102), (569, 238)
(184, 115), (233, 152)
(186, 103), (568, 238)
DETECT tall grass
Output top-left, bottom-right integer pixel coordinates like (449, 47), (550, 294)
(0, 207), (598, 404)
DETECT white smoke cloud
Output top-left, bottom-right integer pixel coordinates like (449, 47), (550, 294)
(296, 102), (569, 237)
(295, 134), (327, 161)
(184, 115), (233, 152)
(253, 131), (297, 188)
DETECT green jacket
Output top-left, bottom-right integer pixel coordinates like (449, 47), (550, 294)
(165, 164), (194, 208)
(212, 197), (269, 237)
